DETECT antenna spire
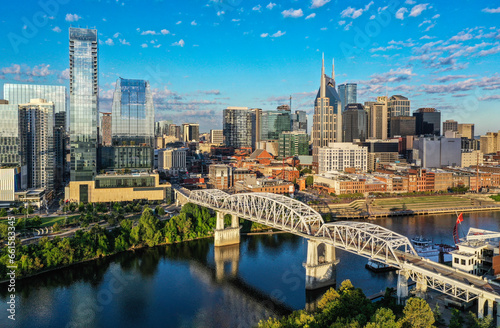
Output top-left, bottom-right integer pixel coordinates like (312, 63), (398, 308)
(332, 58), (335, 81)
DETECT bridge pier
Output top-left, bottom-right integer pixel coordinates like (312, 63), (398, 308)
(478, 296), (495, 320)
(397, 270), (409, 304)
(214, 244), (240, 281)
(415, 275), (428, 299)
(304, 240), (338, 290)
(214, 212), (241, 247)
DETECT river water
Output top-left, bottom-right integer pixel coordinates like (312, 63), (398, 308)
(2, 211), (500, 328)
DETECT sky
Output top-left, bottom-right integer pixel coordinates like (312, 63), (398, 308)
(0, 0), (499, 134)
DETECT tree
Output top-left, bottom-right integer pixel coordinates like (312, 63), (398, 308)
(155, 206), (165, 216)
(432, 304), (445, 327)
(449, 308), (464, 328)
(0, 208), (7, 217)
(365, 308), (398, 328)
(398, 297), (435, 328)
(53, 222), (61, 232)
(305, 176), (314, 187)
(465, 311), (494, 328)
(317, 287), (340, 309)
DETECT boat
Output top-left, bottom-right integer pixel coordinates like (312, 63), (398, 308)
(365, 259), (397, 272)
(411, 236), (440, 262)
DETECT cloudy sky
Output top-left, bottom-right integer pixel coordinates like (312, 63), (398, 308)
(1, 0), (499, 134)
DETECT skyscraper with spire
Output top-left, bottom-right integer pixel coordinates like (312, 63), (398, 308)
(312, 55), (342, 166)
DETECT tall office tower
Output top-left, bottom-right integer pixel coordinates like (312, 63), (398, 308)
(458, 123), (474, 140)
(279, 131), (309, 158)
(0, 100), (21, 167)
(54, 111), (67, 187)
(291, 110), (308, 133)
(413, 108), (441, 136)
(210, 129), (224, 144)
(3, 83), (67, 116)
(69, 27), (98, 182)
(366, 101), (388, 140)
(390, 116), (416, 137)
(223, 107), (253, 148)
(261, 110), (291, 140)
(168, 124), (181, 140)
(182, 123), (200, 142)
(101, 112), (112, 146)
(112, 78), (154, 146)
(250, 108), (262, 149)
(338, 83), (357, 112)
(343, 104), (368, 142)
(388, 95), (410, 117)
(155, 120), (173, 136)
(312, 56), (342, 165)
(19, 99), (55, 191)
(443, 120), (458, 133)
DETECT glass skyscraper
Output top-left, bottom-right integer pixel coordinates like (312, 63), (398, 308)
(69, 27), (98, 181)
(223, 107), (253, 148)
(0, 102), (21, 166)
(291, 110), (308, 133)
(338, 83), (357, 112)
(3, 84), (67, 115)
(261, 110), (291, 140)
(111, 78), (154, 146)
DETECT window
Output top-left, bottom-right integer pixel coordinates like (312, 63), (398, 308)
(461, 259), (466, 265)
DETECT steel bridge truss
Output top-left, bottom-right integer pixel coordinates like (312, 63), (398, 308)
(315, 222), (418, 267)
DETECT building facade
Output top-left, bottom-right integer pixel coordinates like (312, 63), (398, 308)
(3, 83), (67, 116)
(480, 131), (500, 154)
(366, 100), (388, 140)
(223, 107), (253, 149)
(343, 103), (368, 142)
(412, 137), (462, 168)
(388, 95), (410, 117)
(182, 123), (200, 142)
(278, 131), (309, 158)
(390, 116), (416, 137)
(312, 57), (342, 165)
(69, 27), (99, 182)
(443, 120), (458, 133)
(261, 110), (291, 140)
(338, 83), (357, 112)
(318, 142), (368, 173)
(101, 112), (112, 146)
(458, 124), (474, 140)
(210, 129), (224, 144)
(0, 101), (21, 167)
(291, 110), (307, 133)
(155, 120), (173, 136)
(158, 148), (187, 174)
(413, 107), (441, 136)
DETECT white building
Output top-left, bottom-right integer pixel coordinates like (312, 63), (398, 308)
(158, 148), (187, 174)
(318, 142), (368, 173)
(0, 167), (26, 202)
(210, 129), (224, 144)
(412, 136), (461, 168)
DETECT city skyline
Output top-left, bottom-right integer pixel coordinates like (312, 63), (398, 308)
(0, 0), (499, 133)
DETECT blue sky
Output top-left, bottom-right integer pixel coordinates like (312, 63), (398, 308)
(1, 0), (500, 134)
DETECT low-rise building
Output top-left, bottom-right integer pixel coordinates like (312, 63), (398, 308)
(318, 143), (368, 173)
(271, 167), (300, 182)
(157, 148), (187, 174)
(235, 176), (294, 194)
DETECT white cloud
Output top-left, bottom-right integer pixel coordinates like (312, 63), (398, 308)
(113, 32), (120, 38)
(119, 39), (130, 45)
(432, 14), (440, 19)
(338, 20), (346, 26)
(260, 33), (269, 38)
(191, 20), (197, 26)
(271, 30), (286, 37)
(65, 13), (82, 22)
(409, 3), (429, 17)
(305, 13), (316, 19)
(31, 64), (51, 77)
(60, 68), (70, 80)
(420, 35), (434, 39)
(482, 7), (500, 13)
(104, 38), (114, 46)
(282, 8), (304, 18)
(395, 7), (408, 20)
(52, 26), (61, 33)
(311, 0), (330, 9)
(450, 31), (473, 42)
(344, 22), (353, 30)
(141, 30), (158, 35)
(161, 29), (170, 35)
(172, 39), (185, 47)
(252, 5), (262, 11)
(369, 15), (376, 20)
(217, 11), (225, 16)
(2, 64), (20, 74)
(176, 21), (182, 25)
(341, 2), (373, 19)
(405, 0), (416, 4)
(154, 44), (161, 48)
(232, 19), (241, 22)
(141, 43), (148, 48)
(320, 27), (328, 31)
(266, 2), (276, 10)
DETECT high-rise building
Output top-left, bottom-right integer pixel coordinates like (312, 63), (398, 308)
(318, 142), (368, 173)
(112, 78), (154, 146)
(261, 110), (291, 140)
(54, 111), (67, 187)
(291, 110), (308, 133)
(388, 95), (410, 117)
(279, 131), (309, 158)
(0, 100), (21, 167)
(100, 113), (112, 146)
(360, 140), (399, 171)
(343, 103), (368, 142)
(250, 108), (262, 149)
(155, 120), (173, 136)
(366, 100), (388, 140)
(413, 136), (461, 168)
(168, 124), (181, 140)
(210, 129), (224, 144)
(338, 83), (357, 112)
(480, 131), (500, 154)
(443, 120), (458, 133)
(182, 123), (200, 142)
(223, 107), (253, 149)
(3, 83), (67, 115)
(413, 107), (441, 136)
(157, 148), (187, 174)
(19, 99), (55, 191)
(69, 27), (99, 182)
(312, 56), (342, 165)
(390, 116), (416, 137)
(458, 124), (474, 140)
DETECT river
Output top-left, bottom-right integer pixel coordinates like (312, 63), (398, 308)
(2, 211), (500, 328)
